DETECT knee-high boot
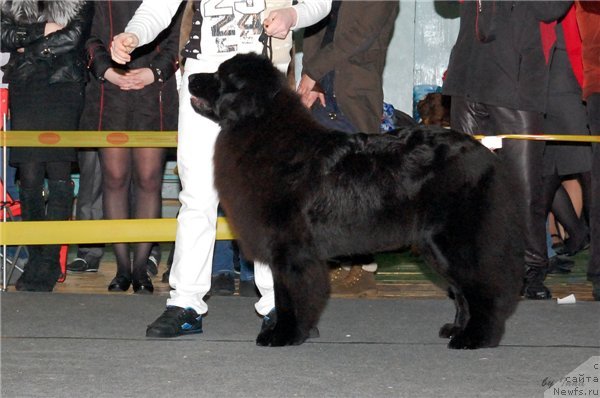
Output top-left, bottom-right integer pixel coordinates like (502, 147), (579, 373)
(16, 180), (74, 291)
(15, 185), (46, 291)
(42, 179), (74, 286)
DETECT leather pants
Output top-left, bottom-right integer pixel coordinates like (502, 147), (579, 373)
(451, 97), (548, 269)
(587, 94), (600, 282)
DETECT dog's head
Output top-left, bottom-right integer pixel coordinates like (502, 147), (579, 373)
(189, 53), (285, 126)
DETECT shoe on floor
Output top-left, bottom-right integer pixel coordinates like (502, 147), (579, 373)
(330, 266), (378, 298)
(146, 255), (159, 277)
(67, 257), (100, 273)
(522, 266), (552, 300)
(146, 306), (203, 338)
(547, 255), (575, 274)
(329, 266), (350, 289)
(161, 267), (170, 283)
(239, 279), (259, 297)
(209, 273), (235, 296)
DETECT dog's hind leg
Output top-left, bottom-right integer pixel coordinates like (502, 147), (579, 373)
(421, 234), (505, 349)
(419, 236), (470, 341)
(256, 246), (330, 347)
(447, 287), (508, 349)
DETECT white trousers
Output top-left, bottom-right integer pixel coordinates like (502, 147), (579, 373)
(166, 58), (274, 316)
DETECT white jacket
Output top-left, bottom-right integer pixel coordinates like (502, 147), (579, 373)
(124, 0), (331, 71)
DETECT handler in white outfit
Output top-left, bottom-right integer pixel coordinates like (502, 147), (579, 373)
(111, 0), (332, 337)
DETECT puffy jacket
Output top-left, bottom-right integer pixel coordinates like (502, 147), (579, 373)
(0, 0), (93, 85)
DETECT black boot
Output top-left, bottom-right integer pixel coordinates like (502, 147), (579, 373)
(15, 185), (47, 291)
(16, 180), (74, 292)
(522, 266), (552, 300)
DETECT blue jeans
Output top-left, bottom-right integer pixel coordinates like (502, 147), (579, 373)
(212, 206), (254, 282)
(310, 71), (358, 134)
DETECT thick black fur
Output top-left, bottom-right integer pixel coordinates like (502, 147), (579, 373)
(189, 53), (525, 349)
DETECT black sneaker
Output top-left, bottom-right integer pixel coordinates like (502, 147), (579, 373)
(146, 255), (159, 277)
(209, 273), (235, 296)
(522, 266), (552, 300)
(261, 308), (320, 339)
(66, 257), (100, 273)
(146, 306), (203, 338)
(239, 280), (259, 297)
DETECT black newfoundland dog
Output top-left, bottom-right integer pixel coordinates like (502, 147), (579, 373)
(189, 53), (524, 349)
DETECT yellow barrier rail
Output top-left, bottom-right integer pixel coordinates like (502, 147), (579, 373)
(484, 134), (600, 143)
(2, 131), (600, 148)
(2, 131), (598, 247)
(0, 217), (234, 245)
(1, 131), (178, 147)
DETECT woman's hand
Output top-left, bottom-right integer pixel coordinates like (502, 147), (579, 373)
(103, 68), (129, 87)
(121, 68), (155, 90)
(104, 68), (155, 90)
(297, 74), (325, 108)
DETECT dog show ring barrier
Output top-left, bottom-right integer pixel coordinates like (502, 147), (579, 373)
(2, 130), (599, 291)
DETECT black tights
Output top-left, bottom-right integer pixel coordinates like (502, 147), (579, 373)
(99, 147), (165, 277)
(544, 172), (591, 251)
(18, 161), (71, 191)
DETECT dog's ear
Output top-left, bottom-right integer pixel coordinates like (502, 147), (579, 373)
(215, 91), (269, 124)
(214, 54), (283, 125)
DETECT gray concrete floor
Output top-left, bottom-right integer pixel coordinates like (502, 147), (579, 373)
(1, 293), (598, 398)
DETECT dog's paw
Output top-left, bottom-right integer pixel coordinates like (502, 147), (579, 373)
(439, 323), (461, 339)
(256, 328), (275, 347)
(447, 329), (498, 350)
(256, 324), (307, 347)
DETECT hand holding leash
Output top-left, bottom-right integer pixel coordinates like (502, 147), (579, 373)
(262, 8), (297, 39)
(110, 33), (139, 65)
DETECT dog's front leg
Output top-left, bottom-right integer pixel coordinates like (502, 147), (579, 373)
(256, 253), (329, 347)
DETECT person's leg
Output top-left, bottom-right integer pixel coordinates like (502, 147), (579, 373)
(129, 147), (166, 294)
(16, 161), (72, 291)
(488, 106), (550, 299)
(210, 240), (236, 295)
(235, 242), (257, 297)
(43, 162), (74, 280)
(254, 260), (275, 316)
(14, 162), (47, 291)
(549, 179), (589, 255)
(586, 93), (600, 299)
(68, 149), (104, 272)
(100, 147), (133, 292)
(146, 59), (222, 338)
(449, 96), (486, 135)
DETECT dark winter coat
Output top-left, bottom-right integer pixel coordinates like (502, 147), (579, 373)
(442, 1), (572, 113)
(0, 0), (93, 85)
(79, 1), (183, 132)
(301, 1), (399, 134)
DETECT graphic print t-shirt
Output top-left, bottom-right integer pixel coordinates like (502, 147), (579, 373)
(182, 0), (266, 61)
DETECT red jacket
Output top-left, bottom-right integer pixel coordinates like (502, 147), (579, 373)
(575, 1), (600, 99)
(540, 4), (583, 87)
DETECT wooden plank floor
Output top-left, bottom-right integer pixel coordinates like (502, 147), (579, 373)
(2, 243), (594, 300)
(36, 245), (596, 301)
